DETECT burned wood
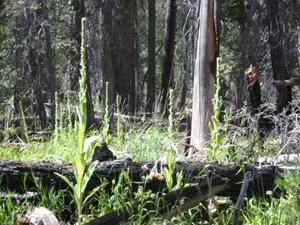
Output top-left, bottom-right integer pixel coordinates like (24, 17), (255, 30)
(233, 172), (251, 225)
(0, 191), (39, 201)
(86, 173), (228, 225)
(245, 65), (262, 113)
(272, 78), (300, 87)
(0, 159), (282, 200)
(257, 153), (300, 166)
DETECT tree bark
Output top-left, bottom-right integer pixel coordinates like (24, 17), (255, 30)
(69, 0), (85, 92)
(176, 1), (197, 111)
(272, 79), (300, 87)
(99, 0), (115, 128)
(70, 0), (95, 129)
(28, 48), (47, 129)
(87, 0), (137, 122)
(114, 0), (137, 114)
(245, 65), (262, 114)
(266, 0), (292, 111)
(12, 0), (57, 129)
(0, 159), (281, 200)
(146, 0), (156, 114)
(160, 0), (177, 115)
(236, 0), (247, 110)
(42, 0), (56, 127)
(191, 0), (218, 151)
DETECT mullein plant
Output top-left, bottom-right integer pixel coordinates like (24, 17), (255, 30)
(102, 82), (112, 144)
(116, 94), (124, 146)
(164, 89), (176, 191)
(19, 101), (29, 142)
(67, 91), (74, 140)
(206, 58), (228, 162)
(55, 18), (101, 225)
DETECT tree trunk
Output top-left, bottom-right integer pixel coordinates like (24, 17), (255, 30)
(272, 79), (300, 87)
(160, 0), (177, 115)
(99, 0), (115, 129)
(266, 0), (292, 112)
(27, 2), (48, 129)
(176, 1), (196, 111)
(69, 0), (95, 129)
(191, 0), (218, 151)
(236, 0), (247, 110)
(245, 65), (262, 114)
(42, 1), (56, 127)
(69, 0), (85, 91)
(87, 0), (137, 117)
(133, 0), (139, 111)
(28, 48), (47, 129)
(114, 0), (137, 114)
(12, 0), (57, 129)
(146, 0), (156, 114)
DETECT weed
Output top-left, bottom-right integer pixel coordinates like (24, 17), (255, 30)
(19, 101), (29, 143)
(163, 89), (176, 191)
(55, 17), (101, 225)
(116, 94), (124, 146)
(206, 58), (230, 162)
(102, 82), (112, 144)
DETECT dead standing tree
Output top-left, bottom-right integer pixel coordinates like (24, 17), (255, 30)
(146, 0), (156, 114)
(266, 0), (292, 112)
(160, 0), (177, 116)
(190, 0), (221, 152)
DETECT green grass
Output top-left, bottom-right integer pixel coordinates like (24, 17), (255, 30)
(1, 61), (299, 224)
(0, 120), (300, 224)
(1, 95), (299, 225)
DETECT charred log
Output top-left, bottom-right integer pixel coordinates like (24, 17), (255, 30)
(87, 173), (228, 225)
(0, 159), (282, 200)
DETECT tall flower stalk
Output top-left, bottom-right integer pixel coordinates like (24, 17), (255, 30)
(56, 18), (100, 225)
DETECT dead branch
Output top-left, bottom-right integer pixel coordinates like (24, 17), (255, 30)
(272, 79), (300, 87)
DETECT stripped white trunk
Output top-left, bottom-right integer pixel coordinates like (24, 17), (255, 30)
(191, 0), (216, 151)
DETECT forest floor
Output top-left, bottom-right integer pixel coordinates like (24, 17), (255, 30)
(0, 111), (300, 225)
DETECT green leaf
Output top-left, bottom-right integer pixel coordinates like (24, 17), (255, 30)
(83, 185), (102, 207)
(73, 156), (85, 184)
(82, 160), (98, 192)
(83, 136), (100, 160)
(74, 184), (82, 200)
(54, 172), (74, 190)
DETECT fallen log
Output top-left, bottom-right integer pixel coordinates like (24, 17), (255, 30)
(0, 159), (282, 199)
(87, 173), (228, 225)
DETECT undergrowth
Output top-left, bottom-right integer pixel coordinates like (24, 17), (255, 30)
(1, 90), (299, 225)
(1, 44), (300, 225)
(1, 105), (300, 225)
